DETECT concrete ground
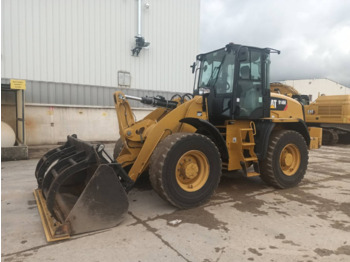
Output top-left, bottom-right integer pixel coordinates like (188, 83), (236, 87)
(1, 144), (350, 262)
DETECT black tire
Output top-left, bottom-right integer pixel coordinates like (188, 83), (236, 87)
(260, 130), (308, 189)
(338, 133), (350, 144)
(322, 129), (339, 145)
(149, 133), (222, 209)
(113, 139), (124, 160)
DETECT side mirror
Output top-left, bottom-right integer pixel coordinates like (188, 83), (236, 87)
(238, 47), (249, 62)
(190, 62), (196, 74)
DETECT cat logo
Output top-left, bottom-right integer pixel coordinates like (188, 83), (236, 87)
(270, 99), (277, 109)
(270, 98), (287, 111)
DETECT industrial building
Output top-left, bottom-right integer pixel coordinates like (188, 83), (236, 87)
(1, 0), (200, 149)
(281, 78), (350, 102)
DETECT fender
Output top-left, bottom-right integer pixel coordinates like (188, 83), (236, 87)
(180, 118), (229, 162)
(254, 121), (275, 161)
(255, 119), (311, 161)
(282, 119), (311, 146)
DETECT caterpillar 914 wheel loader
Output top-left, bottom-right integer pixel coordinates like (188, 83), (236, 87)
(34, 43), (322, 241)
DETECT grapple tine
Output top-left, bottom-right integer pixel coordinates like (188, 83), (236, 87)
(35, 145), (76, 187)
(35, 144), (68, 179)
(41, 151), (88, 197)
(35, 134), (79, 183)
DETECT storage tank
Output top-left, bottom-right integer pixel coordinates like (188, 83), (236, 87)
(1, 121), (16, 147)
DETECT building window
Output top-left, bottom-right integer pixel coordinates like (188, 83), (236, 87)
(118, 71), (131, 87)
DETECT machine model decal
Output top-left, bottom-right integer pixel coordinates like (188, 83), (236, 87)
(271, 98), (288, 111)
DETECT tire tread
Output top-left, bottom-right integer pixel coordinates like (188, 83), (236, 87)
(149, 133), (221, 208)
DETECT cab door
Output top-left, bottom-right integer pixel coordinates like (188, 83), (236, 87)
(205, 51), (236, 125)
(234, 48), (270, 119)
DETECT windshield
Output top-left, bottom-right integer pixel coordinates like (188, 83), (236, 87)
(197, 49), (235, 95)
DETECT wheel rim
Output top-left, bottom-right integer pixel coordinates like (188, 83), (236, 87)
(175, 150), (209, 192)
(279, 144), (301, 176)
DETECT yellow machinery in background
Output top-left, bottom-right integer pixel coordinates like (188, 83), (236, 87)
(304, 95), (350, 145)
(270, 82), (311, 105)
(34, 43), (322, 241)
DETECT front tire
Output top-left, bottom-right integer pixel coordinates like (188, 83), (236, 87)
(260, 130), (308, 188)
(149, 133), (222, 209)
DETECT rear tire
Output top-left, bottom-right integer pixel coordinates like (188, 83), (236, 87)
(260, 130), (308, 189)
(149, 133), (222, 209)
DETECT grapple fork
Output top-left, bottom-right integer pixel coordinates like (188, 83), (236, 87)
(34, 135), (133, 242)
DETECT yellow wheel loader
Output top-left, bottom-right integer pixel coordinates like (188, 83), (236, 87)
(34, 43), (322, 241)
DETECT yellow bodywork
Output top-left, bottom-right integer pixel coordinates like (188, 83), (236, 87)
(269, 93), (304, 119)
(308, 127), (322, 149)
(115, 92), (206, 181)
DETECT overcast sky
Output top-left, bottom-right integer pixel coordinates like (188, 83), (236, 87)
(200, 0), (350, 87)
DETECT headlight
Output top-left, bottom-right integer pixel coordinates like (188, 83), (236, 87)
(199, 88), (211, 95)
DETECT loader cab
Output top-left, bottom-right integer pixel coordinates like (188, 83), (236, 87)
(194, 43), (272, 125)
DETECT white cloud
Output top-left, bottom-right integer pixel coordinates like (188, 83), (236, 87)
(200, 0), (350, 87)
(332, 26), (350, 54)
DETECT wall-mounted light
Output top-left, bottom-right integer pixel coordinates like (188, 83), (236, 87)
(132, 36), (150, 56)
(131, 0), (150, 56)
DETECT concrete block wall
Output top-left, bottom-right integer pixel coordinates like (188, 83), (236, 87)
(23, 104), (153, 145)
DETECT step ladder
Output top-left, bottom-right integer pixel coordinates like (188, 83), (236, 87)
(239, 122), (260, 177)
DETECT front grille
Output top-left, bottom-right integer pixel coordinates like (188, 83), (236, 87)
(318, 106), (342, 116)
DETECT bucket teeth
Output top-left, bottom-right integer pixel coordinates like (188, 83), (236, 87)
(34, 135), (131, 242)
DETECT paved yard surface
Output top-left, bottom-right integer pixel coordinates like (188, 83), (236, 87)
(1, 144), (350, 262)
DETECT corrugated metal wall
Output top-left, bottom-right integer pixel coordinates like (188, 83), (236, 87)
(1, 0), (200, 104)
(1, 79), (189, 108)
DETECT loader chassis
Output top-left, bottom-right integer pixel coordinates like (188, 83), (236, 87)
(34, 43), (322, 242)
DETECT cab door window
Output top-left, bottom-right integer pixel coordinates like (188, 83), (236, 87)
(236, 50), (263, 118)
